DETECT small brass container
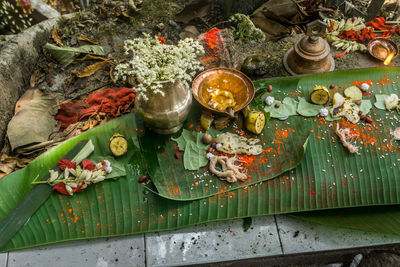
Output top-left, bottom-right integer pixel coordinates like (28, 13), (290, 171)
(368, 38), (398, 62)
(192, 68), (255, 117)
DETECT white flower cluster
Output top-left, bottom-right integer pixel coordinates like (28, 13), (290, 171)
(114, 34), (205, 100)
(48, 160), (112, 196)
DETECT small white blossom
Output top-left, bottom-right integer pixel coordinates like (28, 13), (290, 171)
(216, 143), (222, 150)
(65, 185), (73, 195)
(93, 176), (106, 183)
(320, 108), (329, 117)
(360, 83), (370, 91)
(95, 162), (103, 169)
(265, 96), (275, 106)
(206, 153), (214, 159)
(48, 170), (59, 183)
(103, 160), (111, 168)
(114, 34), (204, 100)
(105, 166), (112, 174)
(64, 168), (70, 179)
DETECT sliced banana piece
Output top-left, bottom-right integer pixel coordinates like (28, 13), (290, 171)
(310, 86), (330, 105)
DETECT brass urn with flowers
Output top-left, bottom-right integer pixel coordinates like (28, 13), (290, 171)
(114, 34), (204, 134)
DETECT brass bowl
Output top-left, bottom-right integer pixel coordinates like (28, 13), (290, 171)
(368, 38), (398, 62)
(192, 68), (255, 116)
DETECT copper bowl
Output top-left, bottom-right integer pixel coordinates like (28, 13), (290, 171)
(368, 38), (398, 62)
(192, 68), (255, 116)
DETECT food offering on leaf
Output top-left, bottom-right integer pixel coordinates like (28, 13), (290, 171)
(109, 133), (128, 157)
(200, 112), (214, 130)
(208, 155), (247, 183)
(214, 132), (262, 155)
(330, 92), (360, 124)
(43, 158), (113, 196)
(310, 86), (330, 105)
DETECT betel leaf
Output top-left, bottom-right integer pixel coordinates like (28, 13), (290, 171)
(374, 94), (388, 110)
(296, 98), (323, 117)
(43, 43), (105, 67)
(359, 99), (372, 115)
(183, 142), (209, 171)
(172, 129), (209, 171)
(264, 97), (298, 118)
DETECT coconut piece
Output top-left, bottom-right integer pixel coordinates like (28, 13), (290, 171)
(391, 127), (400, 140)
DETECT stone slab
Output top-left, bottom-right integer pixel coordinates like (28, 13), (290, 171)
(145, 216), (281, 266)
(0, 253), (7, 267)
(7, 234), (145, 267)
(276, 215), (400, 255)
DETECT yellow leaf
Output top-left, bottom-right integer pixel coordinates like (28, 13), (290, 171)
(70, 60), (110, 78)
(51, 26), (63, 47)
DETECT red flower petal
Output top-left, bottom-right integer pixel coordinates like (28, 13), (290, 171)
(52, 183), (69, 195)
(57, 158), (77, 170)
(82, 159), (96, 170)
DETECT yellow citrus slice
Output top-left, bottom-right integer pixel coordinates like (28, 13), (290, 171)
(109, 133), (128, 157)
(245, 110), (265, 135)
(310, 86), (330, 105)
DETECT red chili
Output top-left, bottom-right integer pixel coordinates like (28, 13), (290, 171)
(334, 51), (347, 59)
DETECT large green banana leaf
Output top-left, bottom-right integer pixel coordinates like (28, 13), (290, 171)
(293, 205), (400, 235)
(2, 67), (400, 252)
(138, 107), (309, 200)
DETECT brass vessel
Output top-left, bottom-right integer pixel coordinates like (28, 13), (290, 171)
(283, 20), (335, 75)
(192, 68), (255, 117)
(135, 79), (192, 134)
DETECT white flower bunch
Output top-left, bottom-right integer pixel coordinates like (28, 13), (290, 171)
(114, 34), (205, 100)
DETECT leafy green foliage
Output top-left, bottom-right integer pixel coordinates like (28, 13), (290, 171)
(229, 13), (265, 42)
(296, 98), (323, 117)
(374, 94), (388, 110)
(172, 129), (209, 171)
(43, 43), (105, 67)
(359, 99), (372, 115)
(264, 97), (298, 118)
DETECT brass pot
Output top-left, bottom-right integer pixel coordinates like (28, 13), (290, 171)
(135, 79), (192, 134)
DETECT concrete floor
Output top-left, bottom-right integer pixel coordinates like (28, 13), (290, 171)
(1, 215), (399, 267)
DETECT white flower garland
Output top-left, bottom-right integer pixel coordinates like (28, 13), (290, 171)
(114, 34), (205, 100)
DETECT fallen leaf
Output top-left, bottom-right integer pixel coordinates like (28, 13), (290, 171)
(77, 35), (99, 45)
(175, 0), (211, 23)
(70, 60), (110, 78)
(43, 43), (105, 67)
(7, 95), (60, 150)
(30, 70), (38, 88)
(74, 54), (107, 62)
(14, 89), (43, 115)
(51, 26), (64, 47)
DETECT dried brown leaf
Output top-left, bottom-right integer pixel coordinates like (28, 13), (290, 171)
(51, 26), (64, 47)
(77, 35), (99, 45)
(14, 89), (43, 115)
(70, 60), (110, 78)
(74, 54), (107, 63)
(30, 70), (38, 88)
